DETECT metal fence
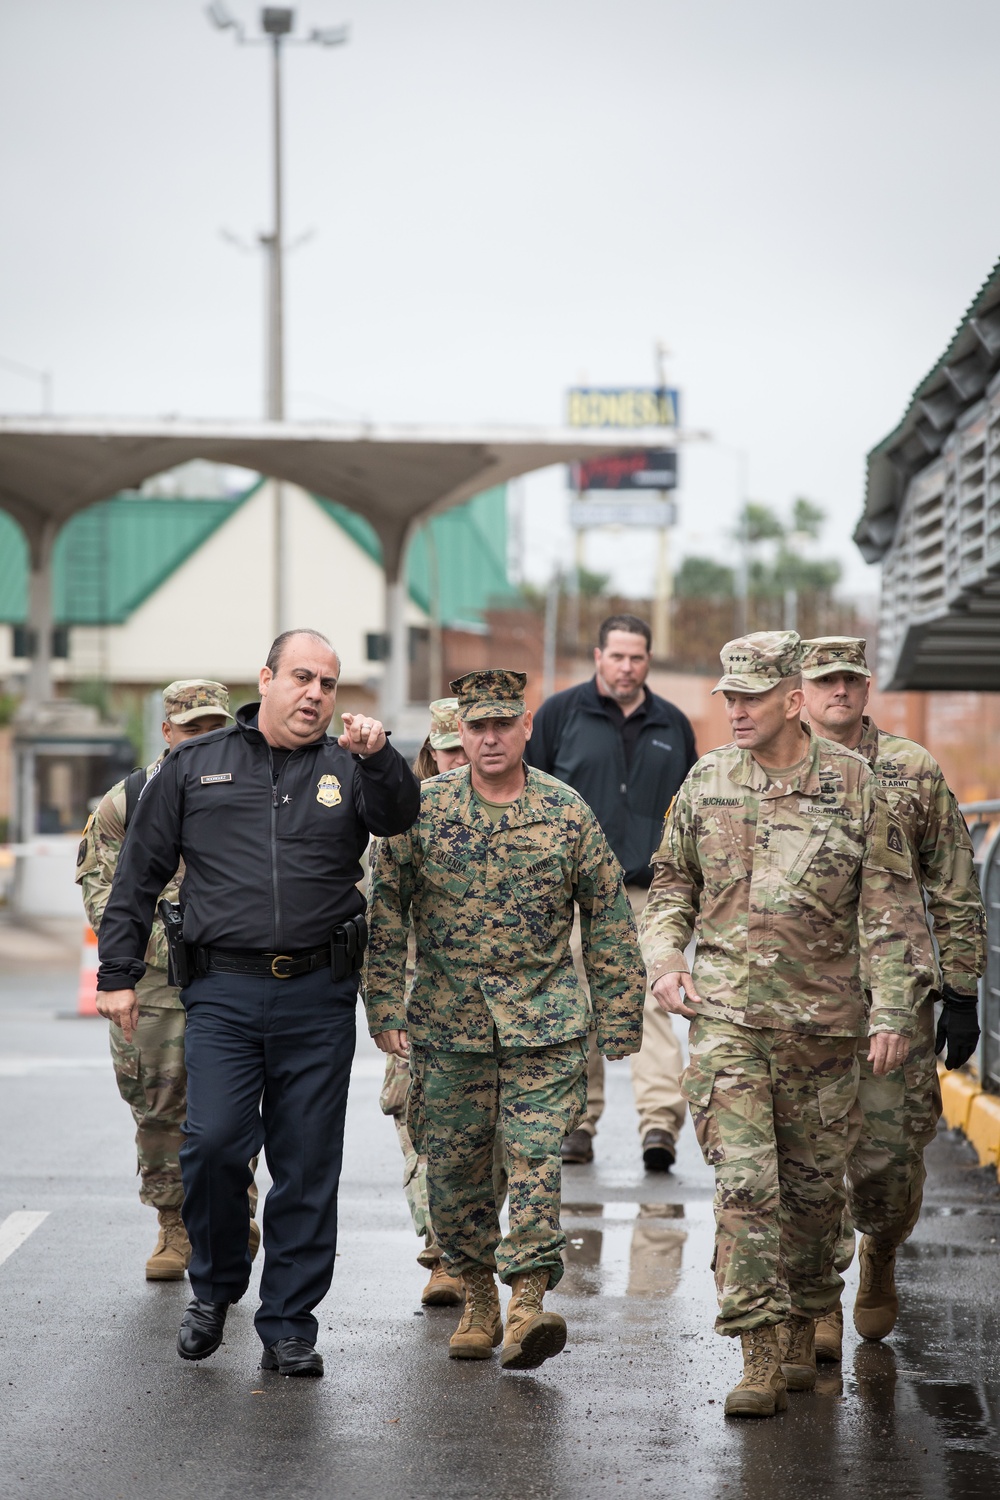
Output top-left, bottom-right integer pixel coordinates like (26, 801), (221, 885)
(961, 799), (1000, 1093)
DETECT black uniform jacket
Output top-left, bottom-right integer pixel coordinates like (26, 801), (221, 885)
(525, 676), (697, 886)
(96, 704), (421, 991)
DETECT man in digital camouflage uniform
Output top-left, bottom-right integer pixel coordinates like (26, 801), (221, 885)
(800, 637), (985, 1357)
(639, 632), (925, 1418)
(365, 668), (645, 1371)
(76, 679), (259, 1280)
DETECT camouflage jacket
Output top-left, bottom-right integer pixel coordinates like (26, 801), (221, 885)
(639, 727), (927, 1038)
(857, 717), (985, 996)
(364, 765), (646, 1054)
(75, 754), (182, 1008)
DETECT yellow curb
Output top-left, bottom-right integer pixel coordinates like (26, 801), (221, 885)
(938, 1064), (981, 1132)
(965, 1091), (1000, 1169)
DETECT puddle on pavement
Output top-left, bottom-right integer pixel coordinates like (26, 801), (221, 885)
(559, 1200), (713, 1298)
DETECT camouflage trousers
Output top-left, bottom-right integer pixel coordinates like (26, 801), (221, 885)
(109, 1004), (188, 1209)
(409, 1035), (588, 1287)
(381, 1054), (507, 1266)
(684, 1016), (861, 1336)
(833, 1000), (941, 1270)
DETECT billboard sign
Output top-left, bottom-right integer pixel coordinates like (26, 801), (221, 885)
(567, 386), (680, 429)
(570, 499), (677, 530)
(570, 449), (677, 493)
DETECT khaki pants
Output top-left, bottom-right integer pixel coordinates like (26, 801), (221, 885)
(571, 886), (687, 1144)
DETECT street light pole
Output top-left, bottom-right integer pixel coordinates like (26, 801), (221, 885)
(206, 4), (348, 629)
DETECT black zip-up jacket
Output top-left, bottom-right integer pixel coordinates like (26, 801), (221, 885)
(525, 676), (696, 886)
(96, 704), (421, 990)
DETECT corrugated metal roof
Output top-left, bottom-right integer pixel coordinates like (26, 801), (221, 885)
(856, 255), (1000, 560)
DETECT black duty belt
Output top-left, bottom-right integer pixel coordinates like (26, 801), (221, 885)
(195, 946), (331, 980)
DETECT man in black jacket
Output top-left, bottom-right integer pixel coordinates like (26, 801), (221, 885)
(96, 629), (421, 1377)
(526, 614), (696, 1170)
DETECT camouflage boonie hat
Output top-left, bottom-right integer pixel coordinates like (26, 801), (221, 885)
(712, 631), (803, 695)
(800, 636), (871, 680)
(450, 669), (527, 722)
(162, 679), (233, 725)
(428, 697), (461, 749)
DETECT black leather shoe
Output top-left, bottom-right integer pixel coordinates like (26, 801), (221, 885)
(560, 1128), (594, 1164)
(177, 1298), (230, 1361)
(642, 1130), (675, 1172)
(261, 1338), (324, 1378)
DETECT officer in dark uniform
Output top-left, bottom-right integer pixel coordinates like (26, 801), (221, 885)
(96, 629), (420, 1377)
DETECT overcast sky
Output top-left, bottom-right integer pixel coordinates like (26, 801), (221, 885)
(2, 0), (999, 598)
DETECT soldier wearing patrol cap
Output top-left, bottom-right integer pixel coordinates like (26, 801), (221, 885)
(639, 631), (926, 1418)
(76, 679), (243, 1281)
(365, 668), (645, 1371)
(801, 637), (985, 1358)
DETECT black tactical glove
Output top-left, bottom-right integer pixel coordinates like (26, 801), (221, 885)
(934, 985), (980, 1071)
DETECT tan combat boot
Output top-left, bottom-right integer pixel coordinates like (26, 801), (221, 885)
(780, 1312), (817, 1391)
(145, 1207), (191, 1281)
(814, 1305), (843, 1363)
(500, 1269), (567, 1371)
(854, 1236), (898, 1340)
(422, 1259), (465, 1308)
(724, 1327), (788, 1418)
(448, 1266), (503, 1359)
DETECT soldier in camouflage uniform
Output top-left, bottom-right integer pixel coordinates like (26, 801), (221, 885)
(75, 680), (258, 1281)
(639, 632), (926, 1418)
(365, 669), (645, 1370)
(800, 637), (985, 1357)
(379, 697), (474, 1308)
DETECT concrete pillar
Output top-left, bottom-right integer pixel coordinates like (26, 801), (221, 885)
(378, 521), (412, 727)
(25, 519), (57, 705)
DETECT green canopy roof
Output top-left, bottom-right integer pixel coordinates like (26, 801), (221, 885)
(0, 482), (514, 627)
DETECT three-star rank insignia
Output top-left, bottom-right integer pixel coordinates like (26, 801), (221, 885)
(316, 774), (342, 808)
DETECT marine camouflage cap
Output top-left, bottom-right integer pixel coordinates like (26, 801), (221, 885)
(799, 636), (872, 680)
(450, 669), (527, 722)
(428, 697), (462, 749)
(712, 631), (803, 695)
(162, 679), (233, 725)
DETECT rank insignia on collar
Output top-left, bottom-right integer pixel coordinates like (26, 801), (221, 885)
(316, 774), (342, 808)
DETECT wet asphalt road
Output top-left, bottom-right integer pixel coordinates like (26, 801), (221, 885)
(1, 969), (999, 1500)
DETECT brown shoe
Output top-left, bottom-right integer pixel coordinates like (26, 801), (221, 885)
(500, 1270), (567, 1370)
(814, 1306), (843, 1363)
(724, 1326), (788, 1418)
(145, 1207), (191, 1281)
(560, 1129), (594, 1165)
(248, 1218), (261, 1262)
(422, 1259), (464, 1307)
(854, 1237), (898, 1340)
(780, 1313), (817, 1391)
(641, 1130), (676, 1172)
(448, 1266), (502, 1359)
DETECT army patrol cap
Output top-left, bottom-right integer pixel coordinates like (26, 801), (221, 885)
(162, 679), (233, 725)
(800, 636), (872, 680)
(450, 669), (527, 722)
(712, 631), (804, 695)
(428, 697), (462, 749)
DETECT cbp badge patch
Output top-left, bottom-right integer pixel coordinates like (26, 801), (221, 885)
(316, 774), (342, 808)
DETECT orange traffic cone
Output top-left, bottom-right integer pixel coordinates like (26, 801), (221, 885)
(77, 925), (100, 1017)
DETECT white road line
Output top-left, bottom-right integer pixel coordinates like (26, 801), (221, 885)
(0, 1211), (49, 1268)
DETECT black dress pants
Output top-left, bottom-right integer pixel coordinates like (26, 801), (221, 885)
(180, 966), (357, 1346)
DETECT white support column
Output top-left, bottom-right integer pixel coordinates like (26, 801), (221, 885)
(25, 519), (57, 705)
(381, 572), (408, 727)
